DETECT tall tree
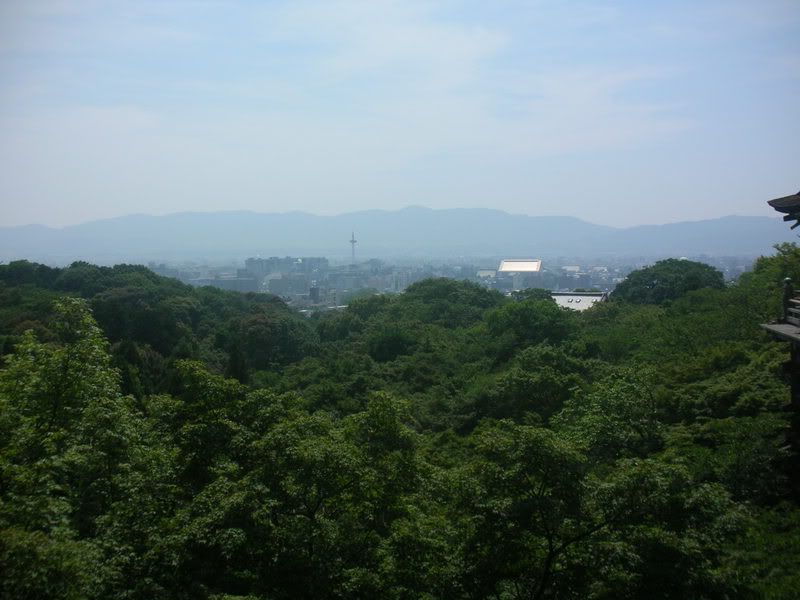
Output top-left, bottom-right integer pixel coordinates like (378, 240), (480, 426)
(612, 259), (725, 305)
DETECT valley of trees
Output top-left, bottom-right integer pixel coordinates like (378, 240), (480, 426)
(1, 249), (799, 599)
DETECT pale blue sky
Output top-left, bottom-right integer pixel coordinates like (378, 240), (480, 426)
(0, 0), (798, 227)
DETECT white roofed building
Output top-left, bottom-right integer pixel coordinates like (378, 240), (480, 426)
(496, 259), (543, 291)
(551, 291), (607, 311)
(498, 259), (542, 273)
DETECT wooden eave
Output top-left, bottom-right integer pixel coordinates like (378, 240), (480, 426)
(768, 191), (800, 229)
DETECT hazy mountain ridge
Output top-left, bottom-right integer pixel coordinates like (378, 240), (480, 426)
(0, 207), (793, 263)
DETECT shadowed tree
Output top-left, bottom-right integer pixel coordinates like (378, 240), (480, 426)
(612, 259), (724, 305)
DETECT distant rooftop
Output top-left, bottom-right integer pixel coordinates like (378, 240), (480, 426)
(498, 259), (542, 273)
(551, 291), (607, 311)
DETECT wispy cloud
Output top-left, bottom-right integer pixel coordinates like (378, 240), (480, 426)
(0, 0), (797, 226)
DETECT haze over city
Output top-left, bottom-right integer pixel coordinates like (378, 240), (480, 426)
(0, 0), (797, 229)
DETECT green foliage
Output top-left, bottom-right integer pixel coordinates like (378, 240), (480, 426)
(466, 347), (583, 424)
(339, 286), (381, 304)
(459, 421), (744, 599)
(346, 294), (393, 321)
(0, 251), (798, 598)
(232, 310), (318, 370)
(729, 505), (800, 599)
(753, 242), (800, 289)
(463, 421), (586, 598)
(510, 287), (553, 301)
(401, 278), (505, 329)
(612, 258), (725, 305)
(0, 260), (60, 288)
(367, 325), (418, 362)
(0, 261), (317, 397)
(0, 528), (101, 600)
(487, 298), (574, 360)
(0, 298), (138, 598)
(554, 368), (663, 462)
(315, 310), (365, 343)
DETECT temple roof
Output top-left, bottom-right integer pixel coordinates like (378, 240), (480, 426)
(767, 191), (800, 229)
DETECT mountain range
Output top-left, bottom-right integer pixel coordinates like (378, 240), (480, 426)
(1, 207), (795, 264)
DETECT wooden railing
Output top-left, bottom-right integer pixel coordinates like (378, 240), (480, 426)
(783, 278), (800, 325)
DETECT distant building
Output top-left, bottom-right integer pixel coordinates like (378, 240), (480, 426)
(498, 259), (542, 273)
(245, 256), (328, 278)
(190, 276), (259, 293)
(268, 273), (310, 295)
(496, 259), (543, 291)
(551, 291), (607, 311)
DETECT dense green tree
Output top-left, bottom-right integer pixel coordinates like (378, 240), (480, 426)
(554, 368), (663, 461)
(467, 364), (582, 424)
(315, 310), (365, 343)
(0, 298), (140, 598)
(0, 260), (60, 288)
(486, 298), (574, 360)
(399, 278), (505, 328)
(612, 258), (725, 305)
(366, 325), (418, 362)
(510, 287), (553, 302)
(460, 420), (744, 599)
(0, 251), (798, 598)
(663, 415), (789, 503)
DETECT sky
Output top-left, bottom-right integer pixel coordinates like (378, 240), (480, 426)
(0, 0), (798, 228)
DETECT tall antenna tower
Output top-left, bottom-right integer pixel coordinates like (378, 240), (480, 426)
(350, 232), (357, 265)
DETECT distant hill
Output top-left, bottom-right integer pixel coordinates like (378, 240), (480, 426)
(0, 207), (795, 264)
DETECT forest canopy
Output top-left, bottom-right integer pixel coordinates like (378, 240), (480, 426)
(0, 248), (798, 599)
(610, 258), (726, 305)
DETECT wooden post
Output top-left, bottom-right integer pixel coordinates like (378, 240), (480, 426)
(783, 278), (793, 322)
